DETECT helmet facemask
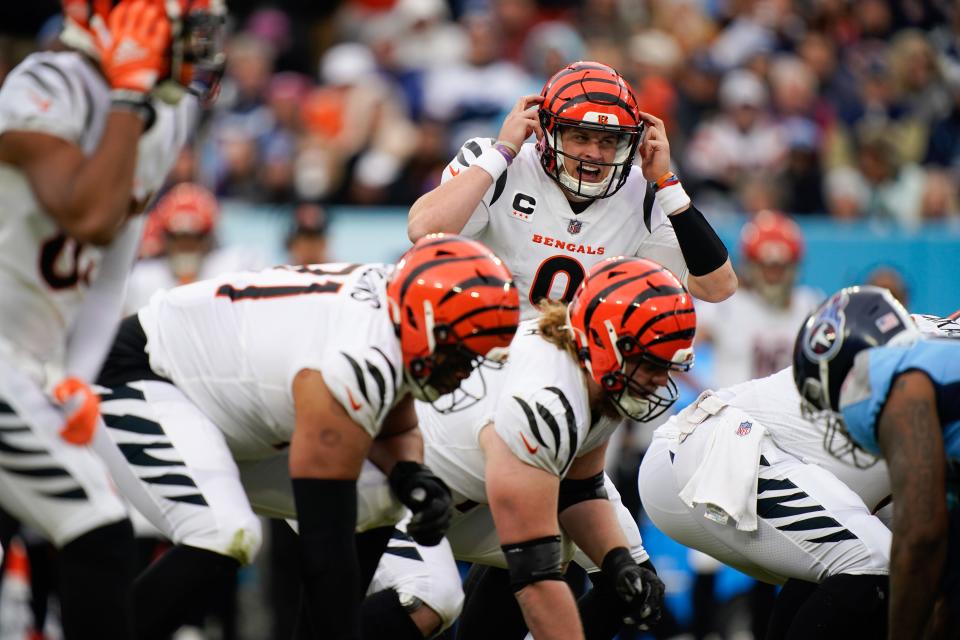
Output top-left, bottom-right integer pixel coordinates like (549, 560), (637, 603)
(402, 302), (510, 412)
(588, 319), (692, 422)
(798, 386), (879, 469)
(155, 9), (227, 105)
(539, 117), (642, 200)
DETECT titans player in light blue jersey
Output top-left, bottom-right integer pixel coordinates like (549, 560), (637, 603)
(794, 285), (960, 639)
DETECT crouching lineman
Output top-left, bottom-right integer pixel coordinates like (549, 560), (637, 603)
(94, 235), (520, 640)
(639, 294), (958, 639)
(0, 0), (222, 635)
(353, 257), (691, 640)
(794, 287), (960, 638)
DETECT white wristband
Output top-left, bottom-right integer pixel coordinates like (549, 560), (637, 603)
(472, 146), (509, 182)
(655, 183), (692, 217)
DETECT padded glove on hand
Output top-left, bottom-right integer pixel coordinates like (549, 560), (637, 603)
(388, 461), (454, 546)
(602, 547), (665, 630)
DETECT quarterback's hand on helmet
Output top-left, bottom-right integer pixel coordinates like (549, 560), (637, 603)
(94, 0), (172, 96)
(637, 111), (672, 182)
(388, 461), (454, 546)
(602, 548), (665, 630)
(496, 94), (544, 153)
(52, 377), (101, 445)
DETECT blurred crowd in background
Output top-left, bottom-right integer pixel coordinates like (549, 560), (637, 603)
(4, 0), (960, 226)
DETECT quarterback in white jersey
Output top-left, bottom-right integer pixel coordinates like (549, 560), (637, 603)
(96, 236), (520, 640)
(408, 61), (737, 320)
(0, 0), (219, 636)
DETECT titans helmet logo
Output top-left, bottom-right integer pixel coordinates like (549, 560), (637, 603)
(802, 291), (848, 362)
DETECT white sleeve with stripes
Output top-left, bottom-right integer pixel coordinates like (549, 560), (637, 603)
(321, 346), (403, 438)
(439, 137), (495, 238)
(0, 55), (86, 143)
(493, 385), (581, 478)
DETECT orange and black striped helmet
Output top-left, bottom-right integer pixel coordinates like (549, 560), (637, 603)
(537, 61), (643, 200)
(387, 234), (520, 405)
(568, 257), (695, 421)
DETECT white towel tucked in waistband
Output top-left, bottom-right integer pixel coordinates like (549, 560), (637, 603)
(677, 393), (766, 532)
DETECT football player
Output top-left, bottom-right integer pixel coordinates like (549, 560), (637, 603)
(794, 287), (960, 638)
(697, 210), (823, 387)
(124, 182), (265, 312)
(352, 257), (692, 640)
(408, 61), (736, 320)
(0, 0), (222, 636)
(95, 235), (520, 640)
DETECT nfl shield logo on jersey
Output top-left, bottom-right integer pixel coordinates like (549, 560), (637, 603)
(567, 219), (582, 235)
(736, 421), (752, 436)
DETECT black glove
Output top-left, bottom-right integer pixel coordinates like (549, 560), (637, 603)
(388, 461), (453, 546)
(601, 547), (665, 630)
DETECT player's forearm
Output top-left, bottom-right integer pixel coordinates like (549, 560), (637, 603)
(515, 580), (585, 640)
(55, 110), (146, 245)
(559, 499), (627, 568)
(687, 257), (738, 302)
(888, 534), (945, 639)
(407, 168), (491, 241)
(368, 427), (424, 476)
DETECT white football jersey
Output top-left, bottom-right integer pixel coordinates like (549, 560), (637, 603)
(697, 286), (822, 388)
(138, 263), (406, 459)
(418, 318), (621, 503)
(0, 51), (195, 386)
(124, 246), (267, 315)
(658, 368), (892, 512)
(911, 313), (960, 339)
(445, 138), (688, 319)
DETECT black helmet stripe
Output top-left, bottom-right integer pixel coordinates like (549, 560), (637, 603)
(646, 328), (697, 347)
(399, 253), (488, 301)
(621, 286), (688, 326)
(593, 260), (662, 281)
(547, 77), (621, 107)
(582, 267), (680, 334)
(448, 303), (520, 332)
(438, 276), (512, 305)
(545, 63), (616, 85)
(582, 274), (647, 331)
(633, 307), (696, 339)
(556, 92), (638, 122)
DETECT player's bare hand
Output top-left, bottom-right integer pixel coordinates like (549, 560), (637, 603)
(496, 95), (544, 151)
(637, 111), (672, 181)
(95, 0), (172, 96)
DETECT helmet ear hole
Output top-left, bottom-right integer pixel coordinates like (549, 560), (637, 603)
(601, 374), (622, 391)
(405, 305), (418, 329)
(618, 336), (638, 355)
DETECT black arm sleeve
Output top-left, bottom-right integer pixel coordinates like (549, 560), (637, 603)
(669, 204), (729, 276)
(293, 478), (361, 640)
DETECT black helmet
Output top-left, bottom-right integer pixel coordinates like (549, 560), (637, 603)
(792, 285), (919, 466)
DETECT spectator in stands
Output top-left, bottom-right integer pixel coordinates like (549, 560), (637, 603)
(824, 166), (869, 220)
(422, 11), (534, 155)
(684, 69), (787, 211)
(853, 126), (925, 226)
(923, 66), (960, 171)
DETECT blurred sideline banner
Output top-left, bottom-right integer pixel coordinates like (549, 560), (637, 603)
(218, 202), (960, 316)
